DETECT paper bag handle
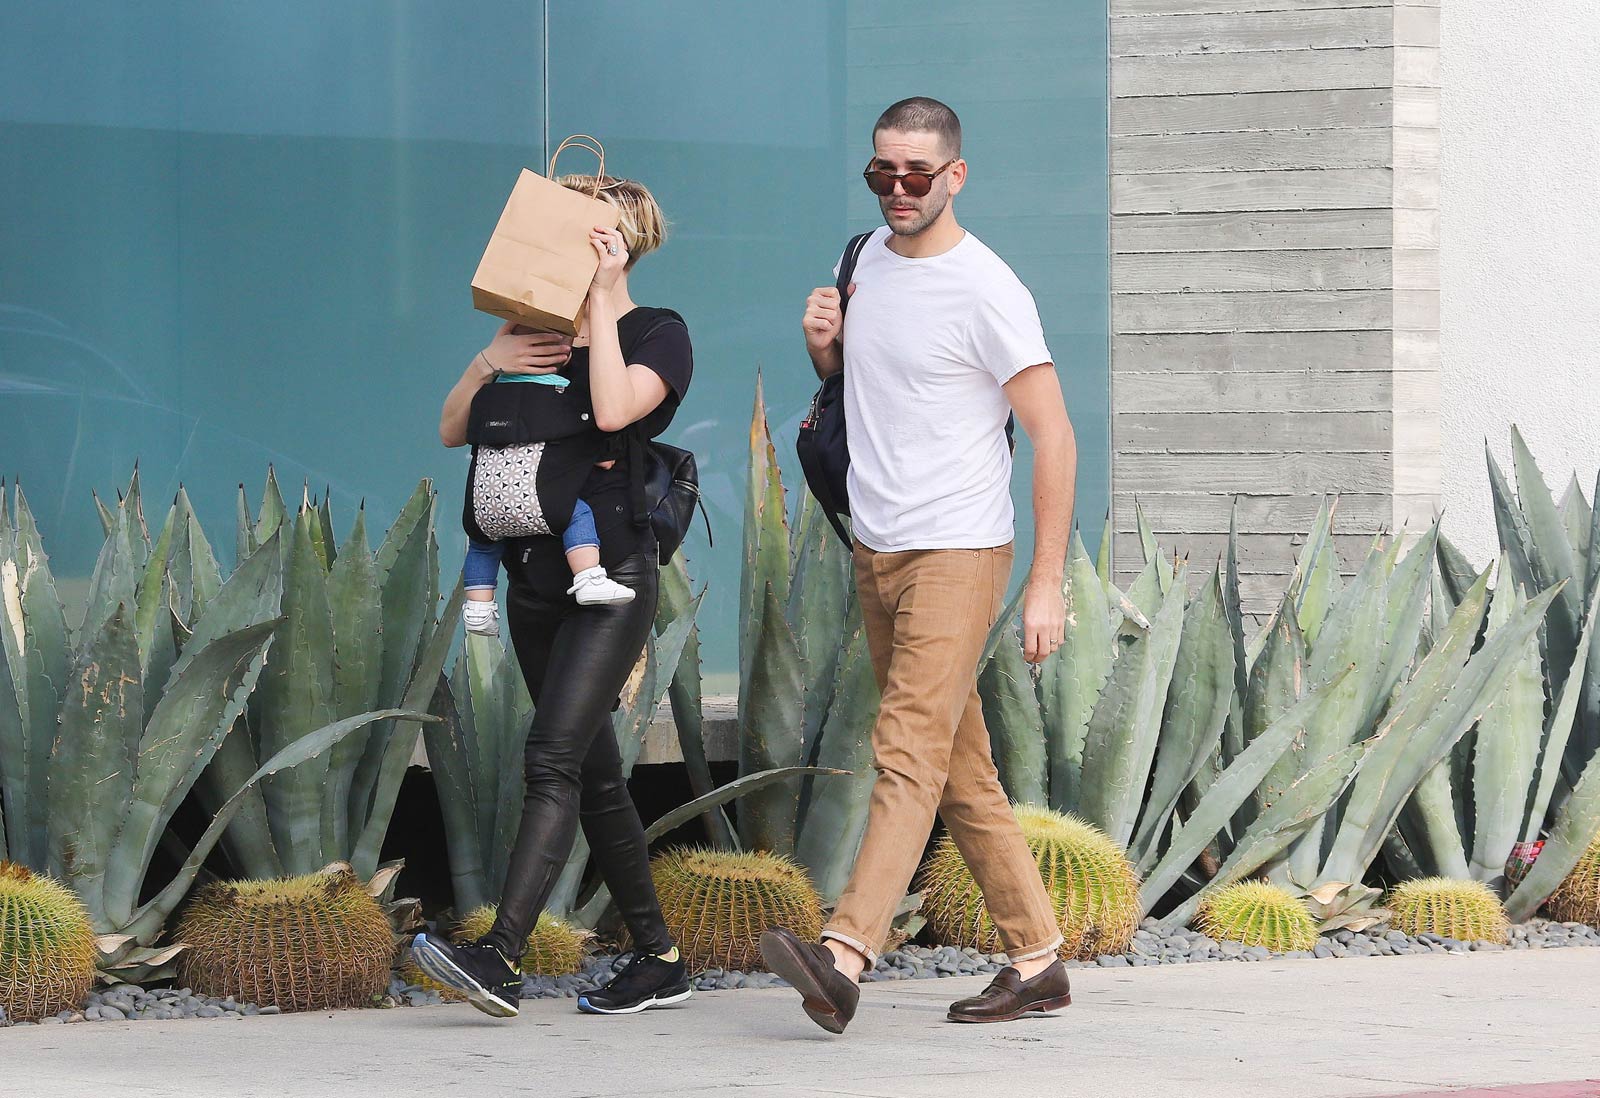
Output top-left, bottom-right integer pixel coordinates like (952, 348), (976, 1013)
(548, 134), (607, 196)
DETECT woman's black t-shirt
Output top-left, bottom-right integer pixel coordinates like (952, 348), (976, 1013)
(501, 306), (692, 594)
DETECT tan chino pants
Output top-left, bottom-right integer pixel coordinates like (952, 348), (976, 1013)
(821, 543), (1064, 965)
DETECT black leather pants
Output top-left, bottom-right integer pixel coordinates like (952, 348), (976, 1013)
(482, 550), (674, 959)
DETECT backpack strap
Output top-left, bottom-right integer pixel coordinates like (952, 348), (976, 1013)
(837, 232), (873, 313)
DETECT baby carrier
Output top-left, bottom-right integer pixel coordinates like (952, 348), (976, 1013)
(462, 311), (707, 564)
(464, 369), (613, 542)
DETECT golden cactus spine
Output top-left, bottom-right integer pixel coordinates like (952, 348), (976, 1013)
(0, 863), (97, 1022)
(1388, 878), (1510, 943)
(1544, 835), (1600, 925)
(917, 807), (1141, 961)
(1197, 881), (1319, 952)
(175, 863), (395, 1012)
(650, 848), (824, 972)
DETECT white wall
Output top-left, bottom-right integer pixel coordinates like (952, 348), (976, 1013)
(1440, 1), (1600, 566)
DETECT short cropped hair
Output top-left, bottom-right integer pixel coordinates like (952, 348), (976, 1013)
(557, 175), (668, 268)
(873, 97), (962, 159)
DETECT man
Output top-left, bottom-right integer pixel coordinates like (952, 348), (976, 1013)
(759, 97), (1079, 1032)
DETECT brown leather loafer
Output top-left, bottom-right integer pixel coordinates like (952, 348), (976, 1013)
(947, 960), (1072, 1023)
(759, 927), (861, 1034)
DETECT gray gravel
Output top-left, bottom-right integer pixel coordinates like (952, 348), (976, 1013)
(7, 918), (1595, 1025)
(0, 985), (280, 1026)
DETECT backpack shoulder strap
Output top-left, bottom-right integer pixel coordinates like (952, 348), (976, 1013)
(837, 232), (873, 313)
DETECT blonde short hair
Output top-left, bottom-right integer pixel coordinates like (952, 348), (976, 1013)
(557, 174), (668, 269)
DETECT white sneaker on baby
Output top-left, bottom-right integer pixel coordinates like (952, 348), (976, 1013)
(568, 566), (636, 606)
(463, 600), (500, 636)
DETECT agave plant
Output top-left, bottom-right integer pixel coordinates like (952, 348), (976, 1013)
(730, 377), (881, 899)
(192, 472), (461, 882)
(1400, 429), (1600, 921)
(975, 492), (1562, 930)
(0, 478), (426, 977)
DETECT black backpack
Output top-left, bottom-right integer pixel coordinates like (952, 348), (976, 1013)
(625, 311), (712, 565)
(796, 232), (873, 548)
(796, 232), (1016, 549)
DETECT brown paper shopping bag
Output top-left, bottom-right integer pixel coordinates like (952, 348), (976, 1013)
(471, 135), (621, 336)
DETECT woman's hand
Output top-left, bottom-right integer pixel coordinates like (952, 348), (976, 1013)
(589, 226), (628, 295)
(480, 319), (572, 376)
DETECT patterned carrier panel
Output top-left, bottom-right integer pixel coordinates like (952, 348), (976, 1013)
(472, 442), (553, 539)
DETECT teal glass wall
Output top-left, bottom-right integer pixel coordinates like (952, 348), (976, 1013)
(1, 2), (1108, 682)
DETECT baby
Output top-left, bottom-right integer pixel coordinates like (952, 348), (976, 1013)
(461, 366), (634, 637)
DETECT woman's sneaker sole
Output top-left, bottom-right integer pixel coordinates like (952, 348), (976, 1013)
(411, 935), (519, 1019)
(576, 986), (693, 1015)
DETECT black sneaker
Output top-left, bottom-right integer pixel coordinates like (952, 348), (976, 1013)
(577, 951), (692, 1015)
(411, 933), (522, 1018)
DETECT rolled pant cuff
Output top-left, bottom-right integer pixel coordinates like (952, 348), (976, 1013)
(819, 928), (879, 967)
(1004, 933), (1065, 964)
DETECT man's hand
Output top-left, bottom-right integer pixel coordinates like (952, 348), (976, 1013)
(803, 284), (854, 355)
(1021, 574), (1066, 664)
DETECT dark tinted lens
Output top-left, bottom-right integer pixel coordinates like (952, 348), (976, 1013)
(863, 170), (895, 196)
(899, 172), (934, 198)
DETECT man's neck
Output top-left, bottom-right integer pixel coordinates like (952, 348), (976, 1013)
(886, 213), (965, 259)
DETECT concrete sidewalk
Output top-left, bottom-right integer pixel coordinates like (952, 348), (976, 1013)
(5, 948), (1598, 1098)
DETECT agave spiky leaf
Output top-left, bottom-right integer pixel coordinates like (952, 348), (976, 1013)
(1505, 726), (1600, 921)
(1157, 740), (1370, 929)
(1130, 564), (1234, 867)
(983, 622), (1047, 806)
(255, 509), (339, 874)
(789, 492), (852, 776)
(1242, 595), (1309, 825)
(1134, 500), (1173, 594)
(1039, 532), (1114, 815)
(117, 707), (431, 953)
(49, 603), (144, 914)
(1281, 541), (1389, 881)
(659, 550), (732, 848)
(1510, 427), (1584, 695)
(97, 618), (282, 929)
(1399, 760), (1471, 880)
(349, 581), (464, 880)
(1523, 597), (1598, 844)
(1320, 576), (1561, 884)
(740, 373), (791, 692)
(737, 582), (805, 852)
(1289, 498), (1340, 646)
(1466, 570), (1546, 886)
(0, 486), (71, 868)
(254, 467), (288, 549)
(349, 482), (437, 834)
(325, 507), (383, 856)
(793, 610), (880, 900)
(1140, 668), (1352, 911)
(1076, 562), (1186, 846)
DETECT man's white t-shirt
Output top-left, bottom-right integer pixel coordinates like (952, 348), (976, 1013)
(838, 227), (1052, 553)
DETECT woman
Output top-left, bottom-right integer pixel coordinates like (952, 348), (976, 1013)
(413, 175), (693, 1020)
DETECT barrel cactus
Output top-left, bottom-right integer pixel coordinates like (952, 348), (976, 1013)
(1544, 834), (1600, 925)
(175, 863), (395, 1012)
(1388, 878), (1510, 943)
(919, 806), (1141, 960)
(650, 848), (824, 971)
(402, 908), (589, 998)
(0, 863), (96, 1022)
(1197, 881), (1319, 952)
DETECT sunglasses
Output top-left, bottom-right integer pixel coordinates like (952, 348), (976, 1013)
(862, 157), (957, 198)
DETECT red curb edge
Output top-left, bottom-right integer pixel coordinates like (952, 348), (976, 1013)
(1366, 1083), (1600, 1098)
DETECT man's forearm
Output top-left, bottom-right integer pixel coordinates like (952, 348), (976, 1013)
(810, 339), (844, 379)
(1028, 430), (1077, 586)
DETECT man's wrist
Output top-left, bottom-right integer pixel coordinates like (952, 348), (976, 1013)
(474, 349), (498, 380)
